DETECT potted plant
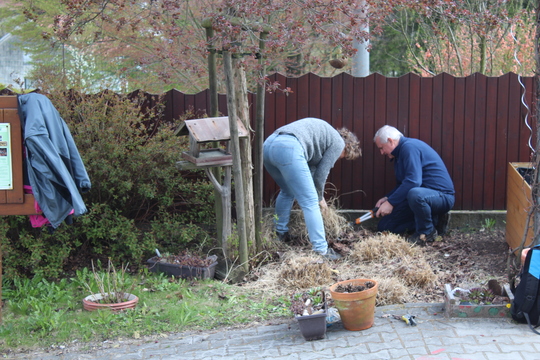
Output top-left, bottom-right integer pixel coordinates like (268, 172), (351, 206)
(329, 279), (378, 331)
(147, 250), (218, 280)
(82, 259), (139, 311)
(444, 283), (514, 318)
(290, 288), (327, 341)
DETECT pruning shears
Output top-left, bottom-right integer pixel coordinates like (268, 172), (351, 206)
(351, 207), (379, 226)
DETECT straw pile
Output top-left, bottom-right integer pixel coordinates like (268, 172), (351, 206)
(246, 206), (439, 306)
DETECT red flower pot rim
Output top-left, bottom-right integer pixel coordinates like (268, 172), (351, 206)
(83, 292), (139, 311)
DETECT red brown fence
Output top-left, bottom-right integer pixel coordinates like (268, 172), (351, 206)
(3, 71), (534, 211)
(164, 72), (536, 211)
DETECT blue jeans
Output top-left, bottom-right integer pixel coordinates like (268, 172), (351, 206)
(377, 187), (455, 235)
(263, 133), (328, 254)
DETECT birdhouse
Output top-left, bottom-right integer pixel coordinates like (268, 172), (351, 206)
(175, 116), (249, 167)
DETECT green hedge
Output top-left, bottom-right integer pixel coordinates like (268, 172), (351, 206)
(0, 91), (215, 278)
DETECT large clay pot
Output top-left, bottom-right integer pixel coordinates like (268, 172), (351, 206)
(83, 292), (139, 311)
(329, 279), (378, 331)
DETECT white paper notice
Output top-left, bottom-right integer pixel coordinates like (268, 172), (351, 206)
(0, 123), (13, 190)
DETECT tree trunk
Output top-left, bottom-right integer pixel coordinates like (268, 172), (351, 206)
(223, 51), (249, 272)
(232, 57), (255, 255)
(205, 26), (224, 247)
(254, 32), (268, 253)
(479, 35), (487, 75)
(204, 167), (232, 257)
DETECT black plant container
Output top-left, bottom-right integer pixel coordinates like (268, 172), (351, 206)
(296, 310), (327, 341)
(295, 289), (327, 341)
(147, 256), (218, 280)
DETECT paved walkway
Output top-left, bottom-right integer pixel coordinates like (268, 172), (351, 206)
(6, 303), (540, 360)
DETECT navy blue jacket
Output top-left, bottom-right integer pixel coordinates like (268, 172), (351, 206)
(18, 93), (91, 228)
(386, 137), (454, 206)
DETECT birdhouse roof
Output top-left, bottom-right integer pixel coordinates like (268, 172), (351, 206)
(175, 116), (249, 142)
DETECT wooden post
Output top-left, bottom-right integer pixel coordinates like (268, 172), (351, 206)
(223, 51), (248, 273)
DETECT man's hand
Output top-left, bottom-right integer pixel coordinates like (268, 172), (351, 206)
(375, 197), (388, 208)
(375, 197), (393, 217)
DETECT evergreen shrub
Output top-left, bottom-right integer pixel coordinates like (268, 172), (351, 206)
(0, 91), (215, 278)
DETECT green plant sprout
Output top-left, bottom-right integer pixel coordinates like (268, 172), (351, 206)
(483, 218), (496, 231)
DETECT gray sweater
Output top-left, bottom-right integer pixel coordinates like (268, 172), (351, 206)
(274, 118), (344, 200)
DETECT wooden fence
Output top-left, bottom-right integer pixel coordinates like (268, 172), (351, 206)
(163, 72), (536, 211)
(3, 71), (535, 211)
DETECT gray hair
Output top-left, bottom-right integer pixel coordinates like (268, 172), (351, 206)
(373, 125), (403, 144)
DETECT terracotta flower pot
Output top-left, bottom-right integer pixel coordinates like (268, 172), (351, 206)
(329, 279), (378, 331)
(83, 292), (139, 311)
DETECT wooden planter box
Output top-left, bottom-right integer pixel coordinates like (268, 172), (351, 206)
(506, 162), (534, 250)
(444, 284), (514, 318)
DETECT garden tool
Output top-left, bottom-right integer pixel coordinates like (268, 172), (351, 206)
(351, 207), (379, 226)
(401, 314), (417, 326)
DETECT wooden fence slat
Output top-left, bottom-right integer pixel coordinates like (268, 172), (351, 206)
(397, 74), (410, 135)
(472, 74), (487, 210)
(452, 76), (466, 210)
(441, 73), (456, 197)
(286, 77), (298, 124)
(494, 74), (511, 209)
(308, 73), (321, 119)
(431, 73), (444, 155)
(338, 74), (354, 207)
(407, 74), (421, 146)
(484, 76), (499, 210)
(320, 77), (332, 121)
(351, 76), (366, 206)
(462, 75), (477, 210)
(297, 74), (309, 119)
(363, 74), (378, 207)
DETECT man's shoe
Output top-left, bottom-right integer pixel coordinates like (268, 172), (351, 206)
(322, 248), (342, 261)
(407, 229), (438, 246)
(435, 212), (451, 235)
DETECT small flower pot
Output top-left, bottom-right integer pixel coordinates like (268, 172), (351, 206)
(83, 292), (139, 311)
(293, 289), (327, 341)
(296, 310), (327, 341)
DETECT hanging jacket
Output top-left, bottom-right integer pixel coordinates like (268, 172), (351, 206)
(18, 93), (91, 228)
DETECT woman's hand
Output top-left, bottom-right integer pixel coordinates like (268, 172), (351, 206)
(319, 198), (328, 212)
